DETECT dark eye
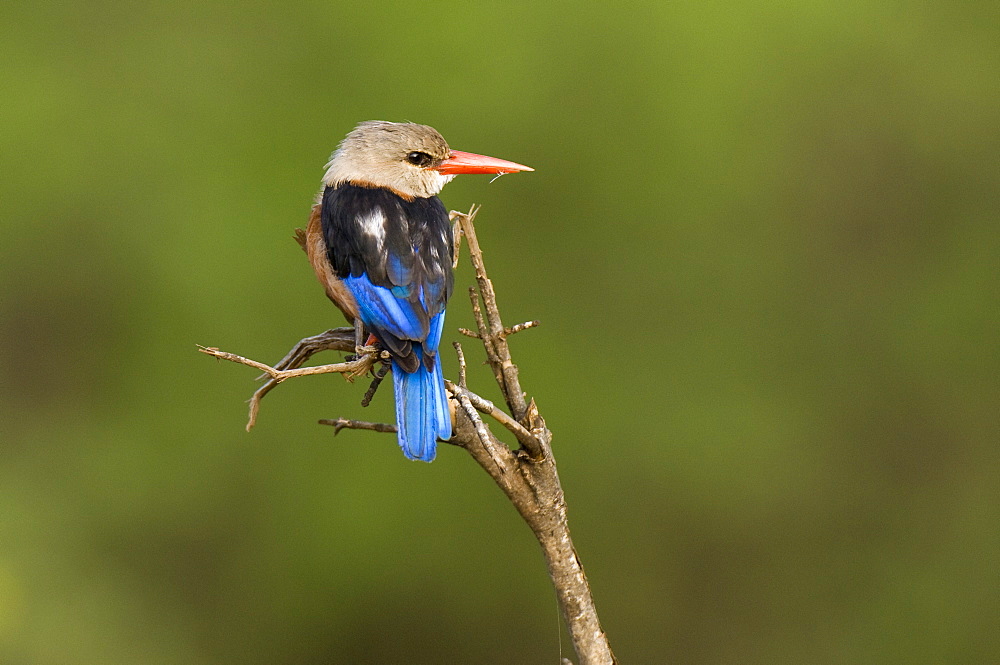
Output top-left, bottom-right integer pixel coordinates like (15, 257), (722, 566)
(406, 151), (433, 167)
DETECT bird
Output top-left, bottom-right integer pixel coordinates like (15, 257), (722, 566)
(301, 121), (532, 461)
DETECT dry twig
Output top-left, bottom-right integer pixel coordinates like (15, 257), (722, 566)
(316, 418), (397, 435)
(360, 359), (391, 407)
(458, 319), (540, 338)
(197, 327), (369, 430)
(452, 341), (468, 387)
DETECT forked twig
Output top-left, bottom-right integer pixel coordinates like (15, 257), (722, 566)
(199, 327), (366, 430)
(445, 380), (540, 454)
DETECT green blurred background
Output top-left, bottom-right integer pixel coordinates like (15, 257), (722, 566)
(2, 1), (997, 663)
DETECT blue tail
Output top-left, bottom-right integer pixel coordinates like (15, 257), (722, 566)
(392, 345), (451, 462)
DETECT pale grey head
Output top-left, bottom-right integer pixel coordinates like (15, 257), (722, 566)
(323, 121), (456, 200)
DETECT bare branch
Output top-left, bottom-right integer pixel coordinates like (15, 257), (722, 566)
(458, 319), (539, 339)
(455, 393), (504, 468)
(453, 208), (530, 422)
(360, 360), (391, 407)
(316, 418), (466, 452)
(467, 286), (504, 389)
(445, 380), (542, 458)
(452, 341), (468, 388)
(198, 328), (378, 430)
(199, 344), (377, 382)
(317, 418), (397, 435)
(255, 328), (356, 378)
(449, 209), (466, 268)
(505, 319), (541, 336)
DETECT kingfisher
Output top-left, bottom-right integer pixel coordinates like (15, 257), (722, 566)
(302, 121), (533, 461)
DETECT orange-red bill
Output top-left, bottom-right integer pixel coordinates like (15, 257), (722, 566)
(435, 150), (534, 175)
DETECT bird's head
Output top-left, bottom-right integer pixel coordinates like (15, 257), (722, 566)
(323, 121), (533, 200)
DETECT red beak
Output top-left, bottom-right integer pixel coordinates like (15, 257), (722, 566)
(435, 150), (534, 175)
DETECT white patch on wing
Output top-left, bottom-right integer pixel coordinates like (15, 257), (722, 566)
(358, 208), (386, 246)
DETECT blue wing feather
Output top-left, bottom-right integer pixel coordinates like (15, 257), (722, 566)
(344, 274), (425, 340)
